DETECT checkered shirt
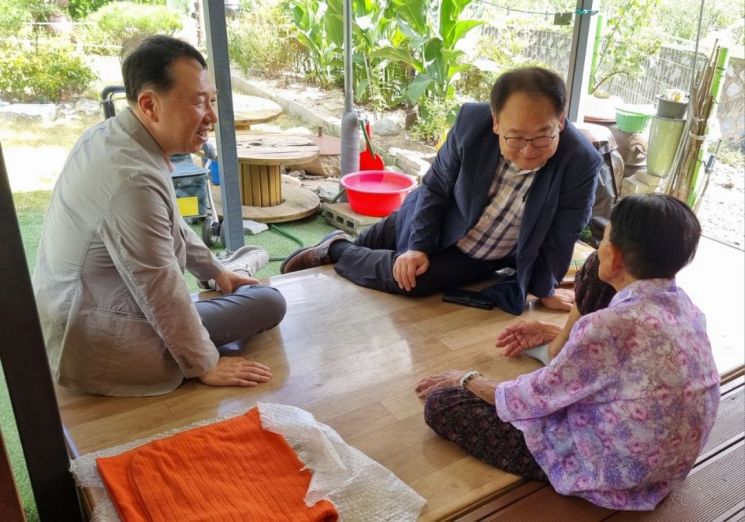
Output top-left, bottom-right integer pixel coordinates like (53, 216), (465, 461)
(456, 158), (538, 260)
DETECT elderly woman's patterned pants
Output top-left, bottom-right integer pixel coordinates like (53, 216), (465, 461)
(424, 386), (548, 481)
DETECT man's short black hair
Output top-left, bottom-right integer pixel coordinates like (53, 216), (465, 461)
(122, 35), (207, 103)
(490, 67), (566, 116)
(610, 194), (701, 279)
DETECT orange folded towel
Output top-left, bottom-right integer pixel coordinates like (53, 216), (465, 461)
(96, 408), (338, 521)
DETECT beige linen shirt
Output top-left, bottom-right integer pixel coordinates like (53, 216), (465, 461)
(33, 108), (224, 396)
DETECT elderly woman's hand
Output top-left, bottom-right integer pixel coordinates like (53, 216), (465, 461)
(414, 370), (466, 399)
(496, 320), (561, 357)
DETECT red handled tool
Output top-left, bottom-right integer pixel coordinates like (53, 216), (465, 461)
(359, 120), (385, 170)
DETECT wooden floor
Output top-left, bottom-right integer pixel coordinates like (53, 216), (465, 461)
(57, 237), (744, 520)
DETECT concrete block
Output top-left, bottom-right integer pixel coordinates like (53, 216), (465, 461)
(243, 219), (269, 235)
(320, 203), (381, 235)
(389, 147), (432, 179)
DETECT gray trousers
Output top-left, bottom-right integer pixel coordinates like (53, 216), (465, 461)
(194, 284), (286, 349)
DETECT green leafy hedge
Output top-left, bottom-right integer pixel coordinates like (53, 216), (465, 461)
(68, 0), (111, 20)
(83, 2), (182, 55)
(0, 0), (30, 37)
(0, 44), (96, 103)
(227, 6), (299, 78)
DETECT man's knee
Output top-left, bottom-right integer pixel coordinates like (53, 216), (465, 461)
(236, 284), (287, 324)
(263, 286), (287, 323)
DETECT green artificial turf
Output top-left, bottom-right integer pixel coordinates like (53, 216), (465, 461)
(2, 191), (50, 522)
(3, 188), (335, 519)
(0, 370), (37, 521)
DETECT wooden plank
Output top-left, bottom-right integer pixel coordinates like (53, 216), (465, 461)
(231, 94), (282, 127)
(250, 164), (261, 206)
(481, 485), (612, 521)
(698, 383), (744, 460)
(270, 164), (281, 205)
(235, 134), (319, 165)
(721, 369), (745, 388)
(451, 482), (544, 522)
(723, 506), (745, 522)
(212, 183), (319, 223)
(606, 443), (745, 522)
(239, 161), (250, 205)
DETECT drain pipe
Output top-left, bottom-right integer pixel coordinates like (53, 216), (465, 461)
(340, 0), (359, 177)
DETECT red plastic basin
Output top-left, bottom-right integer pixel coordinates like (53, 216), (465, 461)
(341, 170), (416, 217)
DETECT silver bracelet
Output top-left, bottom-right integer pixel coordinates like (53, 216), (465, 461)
(459, 370), (482, 389)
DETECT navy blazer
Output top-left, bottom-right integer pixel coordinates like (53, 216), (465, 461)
(395, 103), (602, 314)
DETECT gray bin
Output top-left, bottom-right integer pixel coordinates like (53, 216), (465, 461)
(655, 96), (688, 119)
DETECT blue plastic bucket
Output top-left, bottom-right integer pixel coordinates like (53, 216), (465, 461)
(207, 159), (220, 185)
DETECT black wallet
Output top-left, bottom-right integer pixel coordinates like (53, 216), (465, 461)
(442, 288), (494, 310)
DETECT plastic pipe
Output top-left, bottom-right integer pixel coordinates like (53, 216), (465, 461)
(340, 0), (360, 177)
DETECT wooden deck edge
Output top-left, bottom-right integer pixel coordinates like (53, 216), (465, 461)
(721, 366), (745, 386)
(696, 383), (745, 464)
(714, 501), (745, 522)
(604, 441), (745, 521)
(447, 481), (545, 521)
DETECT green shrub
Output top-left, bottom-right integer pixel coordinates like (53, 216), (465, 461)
(0, 43), (96, 103)
(455, 28), (536, 102)
(0, 0), (30, 38)
(68, 0), (112, 20)
(409, 96), (460, 145)
(83, 2), (182, 55)
(26, 0), (66, 23)
(227, 6), (299, 78)
(456, 67), (498, 104)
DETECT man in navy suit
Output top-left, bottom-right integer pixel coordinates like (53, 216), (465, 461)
(281, 67), (603, 315)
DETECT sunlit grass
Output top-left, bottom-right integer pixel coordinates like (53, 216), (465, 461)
(0, 112), (100, 148)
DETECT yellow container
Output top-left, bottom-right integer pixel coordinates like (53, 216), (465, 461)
(176, 196), (199, 217)
(647, 116), (685, 177)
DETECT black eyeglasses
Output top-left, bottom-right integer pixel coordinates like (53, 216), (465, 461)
(503, 135), (557, 150)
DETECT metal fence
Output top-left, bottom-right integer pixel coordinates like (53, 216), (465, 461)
(480, 26), (744, 143)
(603, 44), (706, 104)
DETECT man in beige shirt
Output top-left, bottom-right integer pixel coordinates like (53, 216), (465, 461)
(33, 36), (286, 397)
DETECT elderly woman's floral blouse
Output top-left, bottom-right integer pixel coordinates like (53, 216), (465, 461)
(495, 278), (720, 510)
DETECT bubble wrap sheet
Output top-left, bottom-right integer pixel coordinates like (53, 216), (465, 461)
(69, 403), (426, 521)
(258, 402), (426, 521)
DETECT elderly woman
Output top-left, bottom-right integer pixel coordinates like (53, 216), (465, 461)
(415, 194), (720, 511)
